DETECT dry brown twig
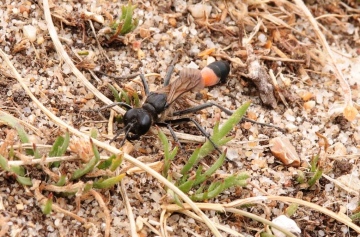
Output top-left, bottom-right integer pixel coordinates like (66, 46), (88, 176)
(160, 209), (171, 237)
(163, 195), (360, 234)
(242, 45), (278, 108)
(42, 181), (87, 193)
(141, 216), (163, 236)
(33, 180), (87, 223)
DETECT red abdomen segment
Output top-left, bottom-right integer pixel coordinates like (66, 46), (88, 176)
(200, 61), (230, 87)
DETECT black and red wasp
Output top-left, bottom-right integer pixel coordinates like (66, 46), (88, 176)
(99, 56), (231, 150)
(100, 55), (282, 152)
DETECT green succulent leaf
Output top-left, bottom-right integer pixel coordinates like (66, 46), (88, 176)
(16, 175), (32, 186)
(49, 130), (70, 157)
(71, 140), (100, 180)
(93, 173), (125, 189)
(42, 194), (53, 215)
(55, 175), (67, 186)
(109, 154), (123, 172)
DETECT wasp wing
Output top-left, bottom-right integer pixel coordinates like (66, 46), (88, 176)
(156, 68), (204, 107)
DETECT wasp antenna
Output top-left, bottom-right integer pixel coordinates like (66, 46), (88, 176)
(118, 123), (134, 147)
(140, 74), (150, 96)
(110, 123), (132, 146)
(163, 52), (180, 86)
(98, 102), (133, 111)
(119, 137), (127, 147)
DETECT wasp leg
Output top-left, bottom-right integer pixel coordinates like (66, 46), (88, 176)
(97, 102), (133, 112)
(164, 117), (238, 165)
(173, 101), (285, 132)
(165, 117), (217, 148)
(95, 71), (140, 80)
(163, 53), (179, 86)
(167, 117), (238, 166)
(156, 118), (238, 166)
(173, 101), (232, 116)
(155, 122), (182, 148)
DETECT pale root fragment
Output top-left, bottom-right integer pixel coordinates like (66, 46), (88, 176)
(81, 11), (104, 24)
(188, 3), (212, 19)
(272, 215), (301, 237)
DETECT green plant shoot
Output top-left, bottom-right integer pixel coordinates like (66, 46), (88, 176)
(197, 101), (250, 161)
(71, 139), (100, 180)
(93, 173), (126, 189)
(158, 128), (178, 179)
(110, 2), (138, 36)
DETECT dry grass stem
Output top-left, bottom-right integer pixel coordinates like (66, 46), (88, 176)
(43, 0), (126, 115)
(89, 189), (111, 237)
(34, 183), (86, 223)
(294, 0), (356, 117)
(119, 180), (137, 236)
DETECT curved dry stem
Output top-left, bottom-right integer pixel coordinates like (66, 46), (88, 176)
(43, 181), (86, 193)
(179, 210), (245, 237)
(141, 217), (163, 235)
(322, 174), (358, 196)
(119, 179), (137, 236)
(265, 196), (360, 233)
(163, 195), (360, 233)
(89, 189), (111, 237)
(226, 208), (297, 237)
(180, 207), (296, 237)
(6, 153), (113, 166)
(42, 0), (126, 115)
(34, 183), (86, 223)
(293, 0), (355, 113)
(160, 209), (169, 237)
(150, 127), (206, 144)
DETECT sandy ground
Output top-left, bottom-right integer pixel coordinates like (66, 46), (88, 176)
(0, 0), (360, 236)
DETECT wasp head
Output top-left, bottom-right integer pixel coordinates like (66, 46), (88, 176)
(123, 108), (152, 140)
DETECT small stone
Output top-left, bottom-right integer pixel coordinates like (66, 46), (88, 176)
(23, 25), (37, 42)
(269, 137), (300, 167)
(168, 17), (177, 27)
(301, 91), (314, 101)
(16, 203), (24, 210)
(303, 100), (315, 110)
(135, 216), (143, 231)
